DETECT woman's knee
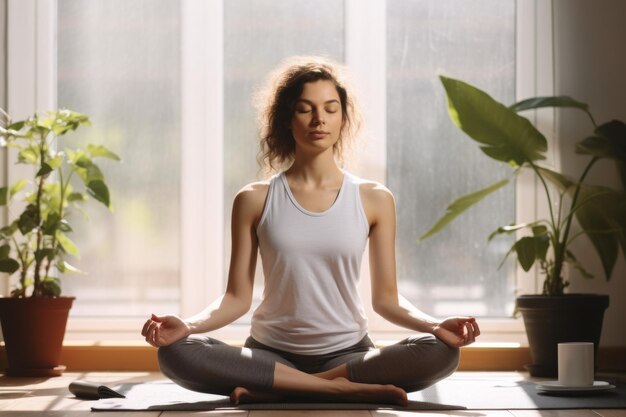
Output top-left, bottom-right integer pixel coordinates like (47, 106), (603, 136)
(157, 338), (190, 379)
(414, 335), (459, 376)
(157, 336), (214, 380)
(401, 335), (460, 391)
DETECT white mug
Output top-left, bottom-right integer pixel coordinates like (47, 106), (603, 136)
(558, 342), (594, 387)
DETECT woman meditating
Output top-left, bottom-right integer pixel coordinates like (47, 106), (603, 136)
(141, 56), (480, 406)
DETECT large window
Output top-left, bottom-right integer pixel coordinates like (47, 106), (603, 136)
(386, 1), (517, 317)
(57, 0), (182, 317)
(4, 0), (553, 341)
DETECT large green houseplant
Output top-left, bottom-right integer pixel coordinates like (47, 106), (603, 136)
(421, 76), (626, 376)
(0, 107), (119, 376)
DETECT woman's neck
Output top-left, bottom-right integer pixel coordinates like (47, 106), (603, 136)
(286, 150), (343, 185)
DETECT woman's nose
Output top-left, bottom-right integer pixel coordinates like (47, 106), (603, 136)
(311, 111), (325, 126)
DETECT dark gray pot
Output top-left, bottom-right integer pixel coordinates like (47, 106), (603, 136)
(516, 294), (609, 377)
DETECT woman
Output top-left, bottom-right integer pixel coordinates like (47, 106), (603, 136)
(142, 56), (480, 406)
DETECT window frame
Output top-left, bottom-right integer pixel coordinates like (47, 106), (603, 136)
(3, 0), (555, 344)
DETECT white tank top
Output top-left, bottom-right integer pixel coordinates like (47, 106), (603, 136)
(251, 171), (370, 355)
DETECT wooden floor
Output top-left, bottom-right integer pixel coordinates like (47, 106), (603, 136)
(1, 371), (625, 417)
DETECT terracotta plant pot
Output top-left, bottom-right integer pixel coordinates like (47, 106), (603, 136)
(0, 296), (74, 376)
(517, 294), (609, 377)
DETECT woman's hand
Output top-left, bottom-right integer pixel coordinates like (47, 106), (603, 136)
(432, 316), (480, 348)
(141, 314), (191, 347)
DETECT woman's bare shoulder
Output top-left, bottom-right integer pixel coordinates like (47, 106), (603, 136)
(358, 179), (396, 225)
(358, 180), (395, 205)
(232, 180), (271, 219)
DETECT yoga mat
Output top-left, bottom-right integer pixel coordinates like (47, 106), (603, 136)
(91, 374), (626, 412)
(91, 381), (460, 412)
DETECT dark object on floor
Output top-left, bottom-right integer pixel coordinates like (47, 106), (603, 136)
(69, 380), (126, 400)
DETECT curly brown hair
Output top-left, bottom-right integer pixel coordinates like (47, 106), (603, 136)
(255, 56), (361, 172)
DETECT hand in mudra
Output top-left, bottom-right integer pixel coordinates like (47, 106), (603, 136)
(433, 316), (480, 347)
(141, 314), (191, 347)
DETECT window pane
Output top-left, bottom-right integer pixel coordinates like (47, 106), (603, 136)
(57, 0), (181, 317)
(386, 0), (517, 317)
(223, 0), (345, 321)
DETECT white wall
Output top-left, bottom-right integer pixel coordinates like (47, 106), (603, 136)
(554, 0), (626, 347)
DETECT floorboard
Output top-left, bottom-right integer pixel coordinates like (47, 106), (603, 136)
(1, 371), (624, 417)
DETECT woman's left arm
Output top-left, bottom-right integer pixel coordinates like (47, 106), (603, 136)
(361, 183), (480, 348)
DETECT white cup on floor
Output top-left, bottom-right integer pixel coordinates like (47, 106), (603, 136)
(557, 342), (594, 387)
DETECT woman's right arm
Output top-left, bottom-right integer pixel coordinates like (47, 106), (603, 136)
(141, 182), (268, 347)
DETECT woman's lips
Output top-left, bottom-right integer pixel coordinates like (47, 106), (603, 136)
(308, 131), (330, 139)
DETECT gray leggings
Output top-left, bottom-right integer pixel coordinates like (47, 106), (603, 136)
(158, 333), (459, 396)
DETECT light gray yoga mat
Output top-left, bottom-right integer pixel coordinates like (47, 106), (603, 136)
(91, 374), (626, 412)
(90, 381), (460, 412)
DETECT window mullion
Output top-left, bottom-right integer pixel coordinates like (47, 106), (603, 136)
(344, 0), (387, 183)
(516, 0), (555, 296)
(180, 0), (224, 318)
(344, 0), (388, 333)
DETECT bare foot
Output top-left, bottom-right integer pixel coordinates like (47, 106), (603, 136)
(329, 377), (408, 406)
(231, 378), (407, 407)
(230, 386), (283, 405)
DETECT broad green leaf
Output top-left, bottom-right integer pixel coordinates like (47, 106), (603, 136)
(537, 167), (576, 191)
(509, 96), (589, 113)
(0, 221), (18, 237)
(47, 154), (64, 169)
(52, 124), (73, 135)
(7, 120), (25, 131)
(514, 236), (537, 271)
(10, 179), (27, 197)
(543, 168), (626, 281)
(67, 192), (87, 202)
(0, 258), (19, 274)
(85, 163), (104, 182)
(74, 157), (105, 183)
(421, 178), (509, 240)
(35, 248), (56, 262)
(57, 260), (83, 274)
(596, 120), (626, 156)
(440, 76), (547, 166)
(488, 222), (534, 241)
(0, 187), (6, 205)
(36, 162), (53, 177)
(574, 186), (626, 280)
(59, 220), (72, 233)
(43, 212), (61, 235)
(56, 231), (80, 257)
(577, 121), (626, 162)
(88, 144), (121, 161)
(577, 135), (614, 159)
(18, 146), (39, 165)
(0, 244), (10, 259)
(591, 120), (626, 188)
(87, 180), (111, 208)
(41, 277), (61, 296)
(17, 204), (40, 235)
(75, 155), (93, 169)
(534, 234), (550, 262)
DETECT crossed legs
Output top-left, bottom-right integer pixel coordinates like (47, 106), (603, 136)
(157, 334), (459, 405)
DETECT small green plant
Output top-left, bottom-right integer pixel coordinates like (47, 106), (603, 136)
(421, 76), (626, 296)
(0, 108), (119, 297)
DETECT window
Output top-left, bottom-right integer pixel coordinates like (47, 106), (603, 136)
(57, 0), (182, 318)
(4, 0), (554, 342)
(386, 1), (517, 318)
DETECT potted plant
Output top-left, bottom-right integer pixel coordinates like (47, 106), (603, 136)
(420, 76), (626, 377)
(0, 108), (119, 376)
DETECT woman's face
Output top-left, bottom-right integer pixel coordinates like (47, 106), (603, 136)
(290, 80), (344, 155)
